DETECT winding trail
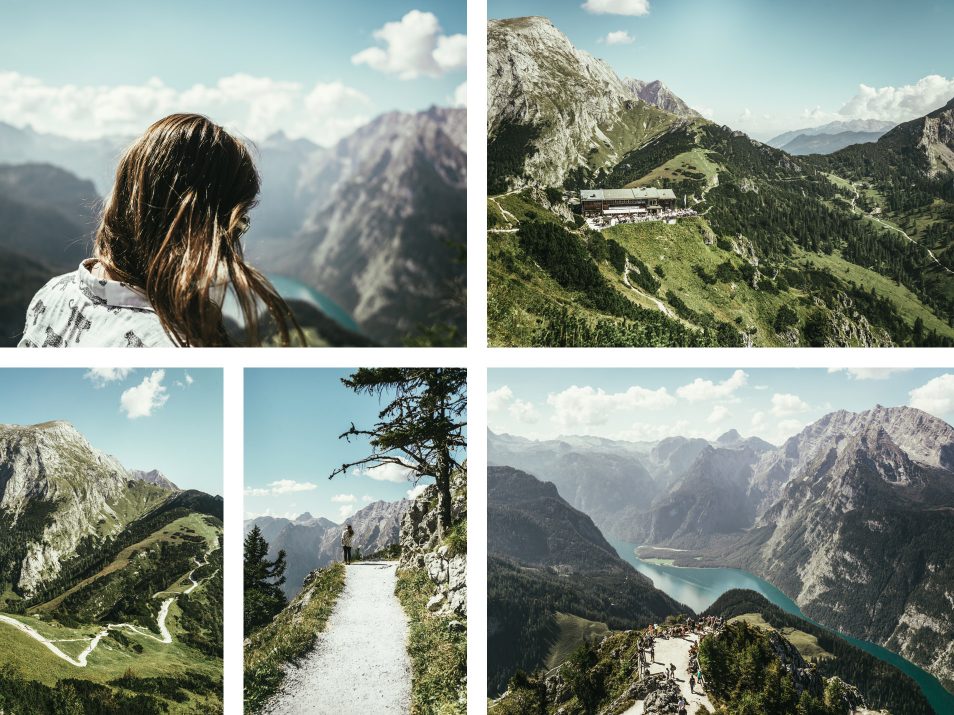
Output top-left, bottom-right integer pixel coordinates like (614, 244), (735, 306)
(840, 178), (953, 275)
(263, 561), (411, 715)
(0, 545), (216, 667)
(624, 633), (714, 715)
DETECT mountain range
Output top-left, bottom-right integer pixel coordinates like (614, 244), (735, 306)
(0, 104), (466, 347)
(0, 420), (224, 713)
(766, 119), (896, 155)
(243, 498), (408, 598)
(487, 15), (954, 348)
(490, 404), (954, 694)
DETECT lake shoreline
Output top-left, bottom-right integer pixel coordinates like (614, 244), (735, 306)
(610, 537), (954, 714)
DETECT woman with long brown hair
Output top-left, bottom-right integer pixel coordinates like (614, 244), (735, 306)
(18, 113), (302, 347)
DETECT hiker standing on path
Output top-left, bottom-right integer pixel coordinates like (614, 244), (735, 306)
(341, 524), (354, 565)
(689, 674), (696, 693)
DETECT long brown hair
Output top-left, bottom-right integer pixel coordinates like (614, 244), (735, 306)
(94, 113), (302, 346)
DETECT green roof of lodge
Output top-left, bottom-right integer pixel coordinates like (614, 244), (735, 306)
(580, 188), (677, 201)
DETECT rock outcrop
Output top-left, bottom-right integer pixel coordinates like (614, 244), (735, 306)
(399, 466), (466, 618)
(0, 421), (171, 596)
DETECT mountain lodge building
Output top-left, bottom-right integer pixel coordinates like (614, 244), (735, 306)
(580, 188), (677, 216)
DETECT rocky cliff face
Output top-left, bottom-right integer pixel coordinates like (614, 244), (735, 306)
(738, 408), (954, 691)
(399, 468), (466, 618)
(248, 107), (467, 344)
(488, 16), (677, 190)
(0, 421), (170, 596)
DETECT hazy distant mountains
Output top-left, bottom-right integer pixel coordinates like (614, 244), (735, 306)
(243, 498), (408, 598)
(767, 119), (896, 155)
(0, 106), (466, 346)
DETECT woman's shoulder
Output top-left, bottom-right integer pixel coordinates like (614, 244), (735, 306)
(19, 270), (177, 348)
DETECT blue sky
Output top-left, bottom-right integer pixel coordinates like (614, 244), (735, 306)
(489, 368), (954, 446)
(0, 368), (222, 494)
(490, 0), (954, 139)
(245, 369), (467, 522)
(0, 0), (466, 143)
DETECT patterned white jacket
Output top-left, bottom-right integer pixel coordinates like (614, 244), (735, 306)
(18, 260), (176, 348)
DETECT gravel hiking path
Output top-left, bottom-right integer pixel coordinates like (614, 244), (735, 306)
(263, 561), (411, 715)
(624, 632), (714, 714)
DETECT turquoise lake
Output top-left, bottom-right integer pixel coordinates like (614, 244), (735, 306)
(268, 275), (360, 333)
(608, 538), (952, 714)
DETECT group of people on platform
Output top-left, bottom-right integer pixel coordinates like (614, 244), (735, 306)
(634, 615), (725, 706)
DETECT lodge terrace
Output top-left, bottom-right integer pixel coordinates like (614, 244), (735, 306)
(580, 187), (677, 216)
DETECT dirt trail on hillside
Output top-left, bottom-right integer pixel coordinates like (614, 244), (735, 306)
(624, 632), (714, 715)
(0, 545), (217, 667)
(263, 561), (411, 715)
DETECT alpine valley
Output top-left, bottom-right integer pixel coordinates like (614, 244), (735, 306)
(487, 402), (954, 713)
(0, 420), (224, 714)
(0, 104), (466, 347)
(487, 16), (954, 348)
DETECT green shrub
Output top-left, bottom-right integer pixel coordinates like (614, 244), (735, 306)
(396, 567), (466, 715)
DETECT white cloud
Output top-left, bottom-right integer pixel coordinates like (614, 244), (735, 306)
(451, 81), (467, 108)
(120, 370), (169, 419)
(185, 372), (194, 385)
(770, 393), (809, 417)
(361, 495), (374, 503)
(583, 0), (650, 16)
(85, 367), (133, 387)
(909, 374), (954, 416)
(707, 405), (730, 424)
(602, 30), (635, 45)
(331, 494), (356, 503)
(488, 386), (514, 412)
(546, 384), (675, 428)
(616, 419), (693, 442)
(676, 370), (748, 401)
(267, 479), (318, 494)
(407, 483), (430, 500)
(351, 10), (466, 79)
(693, 105), (714, 119)
(827, 368), (911, 380)
(338, 504), (355, 521)
(244, 479), (318, 501)
(244, 509), (299, 520)
(751, 411), (804, 446)
(353, 462), (414, 483)
(837, 75), (954, 123)
(0, 71), (371, 146)
(510, 399), (539, 423)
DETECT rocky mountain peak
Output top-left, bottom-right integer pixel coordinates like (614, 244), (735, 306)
(129, 468), (179, 491)
(717, 429), (743, 445)
(624, 78), (700, 118)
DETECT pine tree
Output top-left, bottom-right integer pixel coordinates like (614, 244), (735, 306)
(243, 525), (287, 636)
(330, 368), (466, 535)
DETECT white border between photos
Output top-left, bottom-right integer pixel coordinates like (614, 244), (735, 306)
(0, 0), (952, 712)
